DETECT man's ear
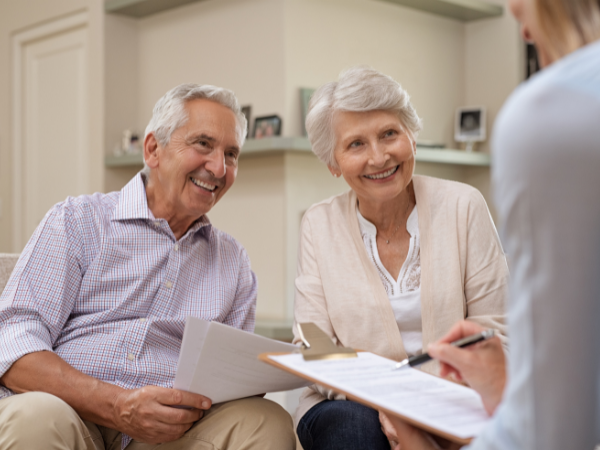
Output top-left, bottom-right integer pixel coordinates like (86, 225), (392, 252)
(144, 133), (160, 169)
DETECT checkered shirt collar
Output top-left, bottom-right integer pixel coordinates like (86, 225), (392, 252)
(112, 172), (212, 236)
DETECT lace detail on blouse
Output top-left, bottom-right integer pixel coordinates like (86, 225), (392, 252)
(357, 206), (421, 295)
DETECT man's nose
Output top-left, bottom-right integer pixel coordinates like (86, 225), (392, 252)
(205, 150), (226, 179)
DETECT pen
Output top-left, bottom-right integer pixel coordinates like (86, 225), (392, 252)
(393, 328), (496, 370)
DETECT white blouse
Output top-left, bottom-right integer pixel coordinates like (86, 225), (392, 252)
(357, 206), (423, 356)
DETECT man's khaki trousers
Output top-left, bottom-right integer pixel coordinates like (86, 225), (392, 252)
(0, 392), (295, 450)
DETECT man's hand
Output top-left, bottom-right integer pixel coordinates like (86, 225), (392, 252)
(427, 320), (506, 415)
(112, 386), (212, 444)
(1, 352), (213, 445)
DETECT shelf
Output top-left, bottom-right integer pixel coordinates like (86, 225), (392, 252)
(242, 136), (312, 154)
(105, 152), (144, 167)
(416, 148), (491, 166)
(377, 0), (503, 22)
(104, 138), (491, 167)
(105, 0), (207, 18)
(104, 137), (312, 168)
(254, 320), (294, 342)
(105, 0), (501, 21)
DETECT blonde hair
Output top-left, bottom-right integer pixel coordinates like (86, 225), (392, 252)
(535, 0), (600, 60)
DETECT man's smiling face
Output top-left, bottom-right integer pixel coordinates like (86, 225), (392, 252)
(145, 98), (241, 229)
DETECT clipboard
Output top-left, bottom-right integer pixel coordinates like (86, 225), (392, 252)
(259, 323), (488, 445)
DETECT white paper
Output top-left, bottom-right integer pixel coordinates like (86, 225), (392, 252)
(269, 352), (490, 439)
(174, 317), (311, 403)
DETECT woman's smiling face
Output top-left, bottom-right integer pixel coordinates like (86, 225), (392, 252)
(330, 109), (416, 205)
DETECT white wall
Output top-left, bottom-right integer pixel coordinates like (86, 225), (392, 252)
(104, 14), (141, 193)
(465, 0), (522, 153)
(136, 0), (286, 136)
(208, 151), (348, 321)
(284, 152), (349, 318)
(131, 0), (520, 151)
(208, 153), (288, 320)
(283, 0), (466, 145)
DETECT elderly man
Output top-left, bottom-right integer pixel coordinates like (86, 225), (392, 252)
(0, 84), (295, 450)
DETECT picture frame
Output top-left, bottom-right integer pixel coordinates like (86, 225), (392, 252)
(455, 106), (486, 147)
(300, 88), (315, 137)
(252, 115), (282, 139)
(241, 105), (252, 138)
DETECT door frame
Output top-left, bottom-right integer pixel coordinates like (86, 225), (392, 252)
(12, 11), (89, 251)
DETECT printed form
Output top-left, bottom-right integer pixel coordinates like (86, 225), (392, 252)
(269, 352), (490, 439)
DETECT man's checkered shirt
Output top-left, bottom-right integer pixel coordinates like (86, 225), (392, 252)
(0, 174), (257, 448)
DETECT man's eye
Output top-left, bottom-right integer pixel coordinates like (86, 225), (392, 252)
(226, 152), (238, 160)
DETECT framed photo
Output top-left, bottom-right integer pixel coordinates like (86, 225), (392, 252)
(300, 88), (315, 137)
(455, 107), (486, 143)
(253, 115), (282, 139)
(241, 105), (251, 138)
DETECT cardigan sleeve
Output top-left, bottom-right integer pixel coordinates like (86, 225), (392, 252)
(293, 209), (349, 410)
(462, 189), (509, 346)
(293, 212), (339, 346)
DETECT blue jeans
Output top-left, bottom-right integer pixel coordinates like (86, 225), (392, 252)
(297, 400), (390, 450)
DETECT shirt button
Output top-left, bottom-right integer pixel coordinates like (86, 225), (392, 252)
(154, 221), (160, 227)
(139, 318), (147, 323)
(174, 244), (179, 251)
(127, 353), (135, 361)
(165, 281), (173, 288)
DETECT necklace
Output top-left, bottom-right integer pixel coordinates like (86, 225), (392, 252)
(380, 188), (412, 245)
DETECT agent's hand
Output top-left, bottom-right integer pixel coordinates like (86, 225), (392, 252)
(112, 386), (212, 444)
(427, 320), (506, 415)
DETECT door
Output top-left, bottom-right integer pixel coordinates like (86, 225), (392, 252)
(13, 12), (90, 251)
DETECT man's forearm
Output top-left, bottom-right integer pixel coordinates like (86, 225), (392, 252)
(0, 350), (124, 428)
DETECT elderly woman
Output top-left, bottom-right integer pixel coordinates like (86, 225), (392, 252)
(293, 66), (508, 450)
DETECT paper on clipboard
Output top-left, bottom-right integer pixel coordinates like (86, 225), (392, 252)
(174, 317), (311, 403)
(266, 352), (490, 443)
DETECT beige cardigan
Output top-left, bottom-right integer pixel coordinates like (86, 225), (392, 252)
(293, 175), (508, 423)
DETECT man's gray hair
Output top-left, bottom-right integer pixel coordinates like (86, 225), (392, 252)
(142, 83), (247, 175)
(305, 66), (423, 169)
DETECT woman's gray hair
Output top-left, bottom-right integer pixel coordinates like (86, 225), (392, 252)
(305, 66), (422, 168)
(142, 83), (247, 175)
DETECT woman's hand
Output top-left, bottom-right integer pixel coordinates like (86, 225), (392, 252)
(427, 320), (506, 415)
(310, 383), (347, 401)
(379, 411), (401, 449)
(380, 412), (463, 450)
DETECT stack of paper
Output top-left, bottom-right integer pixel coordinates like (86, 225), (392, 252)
(174, 317), (310, 403)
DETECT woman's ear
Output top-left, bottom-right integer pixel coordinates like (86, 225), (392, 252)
(327, 165), (341, 178)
